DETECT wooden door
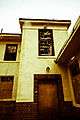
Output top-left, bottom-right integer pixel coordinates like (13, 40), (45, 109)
(38, 80), (58, 120)
(0, 81), (13, 99)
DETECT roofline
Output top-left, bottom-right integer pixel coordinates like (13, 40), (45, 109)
(0, 33), (22, 42)
(55, 16), (80, 64)
(19, 18), (71, 23)
(19, 18), (71, 33)
(0, 33), (21, 36)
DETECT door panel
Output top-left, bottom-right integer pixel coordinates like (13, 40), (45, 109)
(0, 81), (13, 99)
(38, 80), (58, 120)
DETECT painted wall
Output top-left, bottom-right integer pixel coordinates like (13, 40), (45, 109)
(17, 22), (71, 102)
(0, 41), (21, 100)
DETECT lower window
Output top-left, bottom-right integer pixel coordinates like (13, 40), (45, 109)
(0, 76), (14, 99)
(70, 60), (80, 104)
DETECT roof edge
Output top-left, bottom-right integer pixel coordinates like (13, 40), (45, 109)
(19, 18), (71, 23)
(55, 16), (80, 64)
(19, 18), (71, 32)
(0, 33), (21, 36)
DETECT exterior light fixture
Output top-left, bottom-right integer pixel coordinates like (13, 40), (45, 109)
(46, 66), (50, 72)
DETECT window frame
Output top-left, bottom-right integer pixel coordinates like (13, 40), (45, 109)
(4, 44), (18, 61)
(38, 29), (55, 56)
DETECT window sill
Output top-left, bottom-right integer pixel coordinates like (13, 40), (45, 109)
(0, 61), (20, 63)
(37, 56), (56, 59)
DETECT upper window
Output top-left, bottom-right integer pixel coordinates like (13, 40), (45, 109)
(39, 29), (54, 56)
(4, 44), (17, 61)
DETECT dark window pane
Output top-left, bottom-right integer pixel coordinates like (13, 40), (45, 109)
(39, 29), (54, 56)
(4, 44), (17, 61)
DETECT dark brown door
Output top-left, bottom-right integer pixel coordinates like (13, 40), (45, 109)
(38, 80), (58, 120)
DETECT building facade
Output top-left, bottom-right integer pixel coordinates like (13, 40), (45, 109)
(0, 17), (80, 120)
(55, 16), (80, 108)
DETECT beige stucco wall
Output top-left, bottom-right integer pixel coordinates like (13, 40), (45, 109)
(16, 22), (71, 102)
(0, 41), (20, 101)
(53, 29), (68, 57)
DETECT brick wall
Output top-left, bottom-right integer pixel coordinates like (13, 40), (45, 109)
(0, 101), (80, 120)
